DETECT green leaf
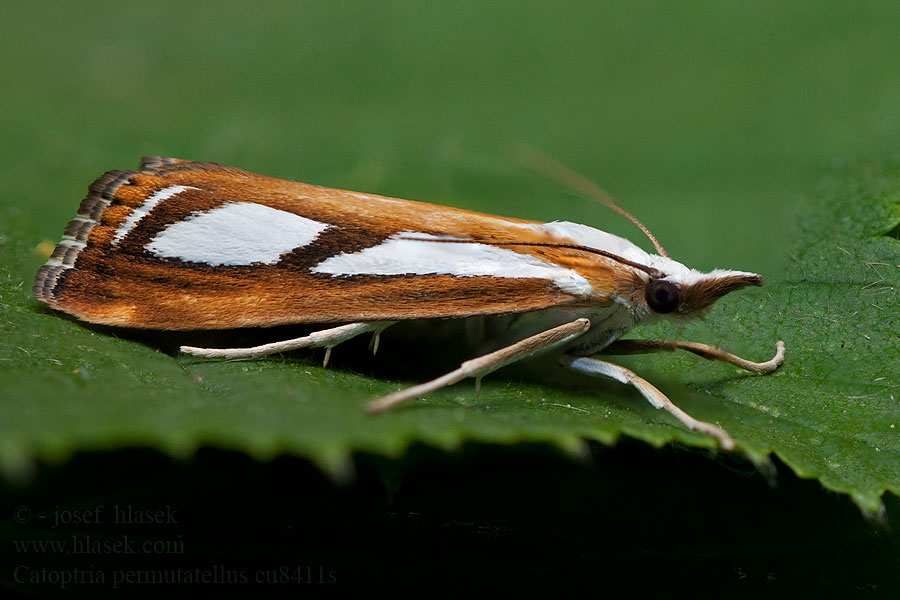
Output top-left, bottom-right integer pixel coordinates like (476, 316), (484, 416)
(2, 160), (898, 512)
(639, 160), (900, 512)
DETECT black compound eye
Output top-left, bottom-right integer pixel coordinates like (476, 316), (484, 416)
(645, 279), (680, 314)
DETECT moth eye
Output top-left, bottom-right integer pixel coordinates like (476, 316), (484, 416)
(645, 279), (680, 314)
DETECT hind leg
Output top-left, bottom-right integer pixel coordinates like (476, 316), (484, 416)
(181, 321), (395, 365)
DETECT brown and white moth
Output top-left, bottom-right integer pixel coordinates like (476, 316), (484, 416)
(34, 156), (785, 449)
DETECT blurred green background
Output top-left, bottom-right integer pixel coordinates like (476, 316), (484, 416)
(4, 1), (899, 276)
(3, 0), (900, 593)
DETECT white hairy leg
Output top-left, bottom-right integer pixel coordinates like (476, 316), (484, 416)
(180, 321), (396, 365)
(559, 355), (736, 450)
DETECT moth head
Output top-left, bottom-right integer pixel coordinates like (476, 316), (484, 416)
(639, 268), (763, 317)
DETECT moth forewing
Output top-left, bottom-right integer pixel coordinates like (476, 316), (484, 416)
(35, 157), (785, 449)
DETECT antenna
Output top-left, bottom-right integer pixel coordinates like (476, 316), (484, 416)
(511, 144), (669, 257)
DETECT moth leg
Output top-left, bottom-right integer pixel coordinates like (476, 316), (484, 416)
(368, 329), (384, 356)
(180, 321), (396, 362)
(559, 356), (736, 450)
(598, 339), (786, 374)
(367, 318), (592, 414)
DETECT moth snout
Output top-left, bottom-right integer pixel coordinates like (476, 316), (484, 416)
(675, 271), (763, 315)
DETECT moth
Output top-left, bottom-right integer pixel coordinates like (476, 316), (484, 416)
(34, 156), (785, 449)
